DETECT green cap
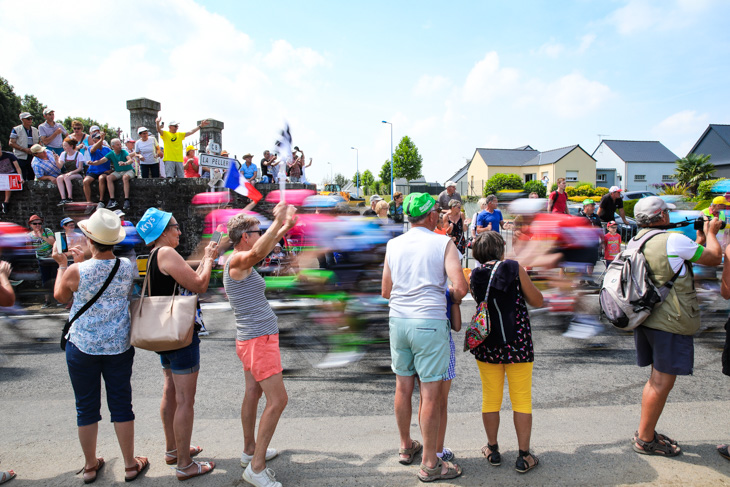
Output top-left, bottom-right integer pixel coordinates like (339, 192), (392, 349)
(582, 198), (595, 206)
(403, 193), (436, 217)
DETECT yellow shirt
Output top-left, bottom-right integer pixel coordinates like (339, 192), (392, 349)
(160, 131), (185, 163)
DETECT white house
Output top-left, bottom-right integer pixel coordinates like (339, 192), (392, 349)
(591, 140), (678, 192)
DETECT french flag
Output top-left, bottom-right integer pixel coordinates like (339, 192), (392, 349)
(224, 161), (263, 203)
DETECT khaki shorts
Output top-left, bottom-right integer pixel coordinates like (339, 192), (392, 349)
(112, 169), (135, 179)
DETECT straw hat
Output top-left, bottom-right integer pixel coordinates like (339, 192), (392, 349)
(78, 209), (126, 245)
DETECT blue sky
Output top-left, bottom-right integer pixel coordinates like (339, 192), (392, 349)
(2, 0), (729, 185)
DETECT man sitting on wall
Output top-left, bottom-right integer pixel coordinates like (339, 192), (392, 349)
(83, 132), (113, 208)
(93, 138), (134, 211)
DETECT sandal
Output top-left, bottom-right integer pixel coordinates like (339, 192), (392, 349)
(481, 443), (501, 466)
(417, 459), (462, 482)
(125, 456), (149, 482)
(634, 431), (677, 446)
(165, 446), (203, 465)
(633, 432), (681, 457)
(718, 445), (730, 461)
(398, 439), (422, 465)
(81, 457), (105, 484)
(0, 470), (16, 485)
(174, 460), (215, 481)
(515, 450), (539, 474)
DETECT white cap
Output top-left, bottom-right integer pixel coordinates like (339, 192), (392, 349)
(169, 120), (180, 126)
(90, 125), (100, 133)
(43, 108), (54, 115)
(370, 194), (383, 204)
(445, 181), (456, 188)
(609, 185), (622, 193)
(634, 196), (675, 220)
(137, 126), (149, 134)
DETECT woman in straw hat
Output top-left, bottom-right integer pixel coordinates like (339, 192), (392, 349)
(52, 208), (149, 483)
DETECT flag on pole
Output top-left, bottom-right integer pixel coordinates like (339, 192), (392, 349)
(224, 161), (262, 203)
(273, 123), (292, 199)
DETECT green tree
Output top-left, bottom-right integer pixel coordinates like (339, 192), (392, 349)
(674, 154), (715, 194)
(21, 94), (47, 123)
(60, 116), (122, 145)
(483, 173), (524, 196)
(379, 135), (423, 184)
(0, 77), (23, 145)
(334, 173), (349, 187)
(361, 169), (375, 188)
(352, 171), (361, 189)
(524, 180), (546, 198)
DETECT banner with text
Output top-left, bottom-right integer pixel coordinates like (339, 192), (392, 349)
(0, 174), (22, 191)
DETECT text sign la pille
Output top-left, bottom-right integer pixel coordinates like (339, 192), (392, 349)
(0, 174), (22, 191)
(199, 153), (240, 170)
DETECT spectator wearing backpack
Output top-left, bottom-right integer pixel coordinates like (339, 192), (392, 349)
(631, 196), (722, 457)
(469, 231), (543, 474)
(546, 178), (568, 214)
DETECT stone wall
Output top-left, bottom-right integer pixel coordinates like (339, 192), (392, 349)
(2, 179), (316, 257)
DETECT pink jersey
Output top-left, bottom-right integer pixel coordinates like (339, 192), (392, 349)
(604, 233), (621, 261)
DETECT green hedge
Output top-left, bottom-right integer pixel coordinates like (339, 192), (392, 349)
(524, 180), (546, 198)
(694, 199), (711, 211)
(623, 199), (638, 218)
(483, 173), (523, 197)
(697, 178), (726, 200)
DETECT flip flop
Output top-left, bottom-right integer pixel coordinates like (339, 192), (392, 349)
(125, 456), (149, 482)
(398, 439), (422, 465)
(165, 446), (203, 465)
(175, 460), (215, 481)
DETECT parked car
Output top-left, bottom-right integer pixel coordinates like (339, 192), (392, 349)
(622, 191), (657, 200)
(568, 204), (637, 240)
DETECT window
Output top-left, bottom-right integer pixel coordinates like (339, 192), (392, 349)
(566, 170), (578, 182)
(634, 174), (646, 182)
(662, 174), (674, 181)
(524, 173), (536, 182)
(596, 174), (606, 182)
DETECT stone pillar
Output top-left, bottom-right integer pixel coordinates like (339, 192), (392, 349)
(198, 119), (224, 154)
(126, 98), (161, 140)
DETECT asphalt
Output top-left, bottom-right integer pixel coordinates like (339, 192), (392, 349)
(2, 296), (730, 486)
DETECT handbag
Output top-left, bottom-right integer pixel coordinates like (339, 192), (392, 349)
(61, 258), (120, 351)
(129, 249), (197, 352)
(464, 261), (501, 351)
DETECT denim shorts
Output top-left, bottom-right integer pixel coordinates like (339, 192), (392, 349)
(66, 341), (135, 427)
(389, 317), (450, 382)
(635, 326), (694, 375)
(159, 333), (201, 374)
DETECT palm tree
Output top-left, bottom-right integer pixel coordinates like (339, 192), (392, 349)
(674, 153), (715, 195)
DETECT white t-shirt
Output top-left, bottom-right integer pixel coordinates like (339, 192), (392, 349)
(59, 150), (89, 171)
(666, 233), (703, 276)
(134, 138), (158, 166)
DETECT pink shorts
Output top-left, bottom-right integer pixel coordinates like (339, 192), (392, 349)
(236, 334), (283, 382)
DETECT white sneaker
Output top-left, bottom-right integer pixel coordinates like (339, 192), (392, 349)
(240, 448), (279, 467)
(242, 464), (282, 487)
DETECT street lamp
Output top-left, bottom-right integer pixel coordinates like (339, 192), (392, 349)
(382, 121), (393, 200)
(351, 147), (359, 198)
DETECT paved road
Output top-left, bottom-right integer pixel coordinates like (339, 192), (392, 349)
(1, 295), (730, 486)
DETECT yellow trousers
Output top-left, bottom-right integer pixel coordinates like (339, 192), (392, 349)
(476, 361), (533, 414)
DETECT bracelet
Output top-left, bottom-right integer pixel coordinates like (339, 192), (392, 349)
(58, 266), (67, 270)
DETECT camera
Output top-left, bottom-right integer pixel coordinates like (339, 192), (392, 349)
(694, 215), (727, 231)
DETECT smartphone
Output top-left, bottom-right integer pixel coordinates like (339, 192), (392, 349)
(211, 231), (222, 244)
(54, 232), (68, 253)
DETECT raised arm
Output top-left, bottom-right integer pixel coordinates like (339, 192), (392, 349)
(185, 119), (210, 138)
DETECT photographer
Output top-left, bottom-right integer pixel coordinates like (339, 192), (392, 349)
(696, 196), (729, 249)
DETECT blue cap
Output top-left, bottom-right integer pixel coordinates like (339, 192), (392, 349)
(60, 217), (74, 227)
(135, 208), (172, 245)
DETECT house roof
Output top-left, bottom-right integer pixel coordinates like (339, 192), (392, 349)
(688, 124), (730, 156)
(445, 161), (470, 184)
(596, 139), (678, 163)
(472, 144), (592, 167)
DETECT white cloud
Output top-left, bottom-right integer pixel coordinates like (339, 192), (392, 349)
(542, 73), (613, 119)
(413, 75), (450, 97)
(653, 110), (709, 135)
(577, 34), (596, 53)
(535, 41), (565, 58)
(608, 0), (719, 35)
(462, 51), (520, 103)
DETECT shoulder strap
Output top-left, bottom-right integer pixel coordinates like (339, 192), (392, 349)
(551, 191), (559, 203)
(482, 260), (501, 304)
(67, 258), (121, 326)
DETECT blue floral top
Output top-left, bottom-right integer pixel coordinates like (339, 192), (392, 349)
(68, 258), (134, 355)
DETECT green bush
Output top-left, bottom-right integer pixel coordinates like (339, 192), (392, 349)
(523, 180), (546, 198)
(594, 187), (609, 196)
(483, 173), (523, 197)
(697, 178), (726, 200)
(565, 186), (577, 197)
(575, 184), (594, 196)
(574, 181), (593, 189)
(694, 199), (712, 211)
(623, 199), (638, 218)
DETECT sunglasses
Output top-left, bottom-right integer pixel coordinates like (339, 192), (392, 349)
(73, 127), (83, 131)
(30, 222), (42, 225)
(245, 229), (264, 236)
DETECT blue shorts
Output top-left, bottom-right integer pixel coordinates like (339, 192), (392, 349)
(389, 317), (450, 382)
(160, 333), (201, 374)
(634, 326), (694, 375)
(66, 341), (135, 427)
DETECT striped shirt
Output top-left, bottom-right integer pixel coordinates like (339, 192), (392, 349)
(223, 260), (278, 341)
